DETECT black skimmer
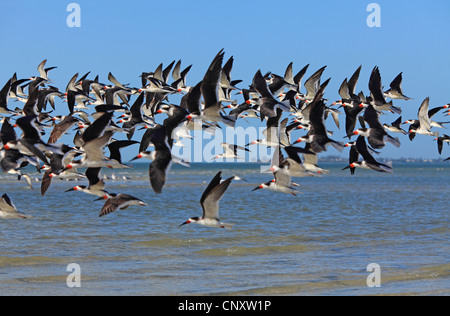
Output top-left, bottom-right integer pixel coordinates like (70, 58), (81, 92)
(0, 117), (39, 183)
(299, 66), (327, 103)
(299, 143), (329, 175)
(246, 109), (284, 148)
(228, 102), (259, 120)
(171, 60), (192, 93)
(107, 139), (139, 165)
(290, 63), (310, 96)
(293, 79), (345, 153)
(120, 92), (146, 138)
(343, 100), (365, 138)
(27, 77), (46, 97)
(4, 115), (64, 165)
(343, 136), (392, 174)
(65, 167), (108, 197)
(383, 116), (407, 135)
(435, 134), (450, 155)
(148, 125), (173, 194)
(36, 59), (57, 82)
(64, 112), (129, 169)
(129, 146), (189, 167)
(219, 55), (241, 102)
(179, 171), (235, 229)
(213, 142), (250, 160)
(0, 194), (30, 219)
(200, 49), (236, 127)
(139, 76), (176, 94)
(37, 86), (65, 112)
(384, 72), (412, 100)
(47, 115), (81, 144)
(21, 88), (40, 116)
(334, 65), (362, 107)
(107, 72), (129, 89)
(96, 193), (146, 217)
(343, 140), (359, 175)
(40, 146), (85, 196)
(103, 85), (131, 106)
(251, 69), (291, 119)
(353, 104), (401, 149)
(182, 81), (202, 121)
(368, 66), (402, 114)
(282, 145), (317, 177)
(407, 97), (439, 137)
(0, 78), (17, 115)
(64, 130), (126, 169)
(403, 103), (448, 131)
(281, 62), (309, 94)
(137, 123), (161, 153)
(252, 159), (299, 195)
(157, 103), (190, 146)
(9, 74), (30, 101)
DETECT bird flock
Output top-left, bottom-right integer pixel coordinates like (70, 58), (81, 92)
(0, 50), (449, 225)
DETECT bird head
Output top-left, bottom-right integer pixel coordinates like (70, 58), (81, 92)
(251, 183), (265, 191)
(179, 216), (200, 227)
(130, 153), (143, 161)
(65, 185), (83, 192)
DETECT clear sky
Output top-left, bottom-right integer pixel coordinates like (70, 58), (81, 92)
(1, 0), (450, 161)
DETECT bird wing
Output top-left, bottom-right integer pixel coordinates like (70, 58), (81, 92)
(82, 111), (113, 143)
(1, 118), (17, 145)
(355, 135), (376, 162)
(185, 81), (202, 115)
(85, 167), (102, 187)
(149, 150), (172, 194)
(201, 49), (224, 109)
(284, 62), (294, 85)
(389, 72), (403, 93)
(368, 66), (386, 103)
(15, 114), (42, 141)
(417, 97), (431, 131)
(338, 78), (351, 99)
(293, 64), (309, 92)
(48, 116), (79, 144)
(37, 59), (47, 78)
(201, 173), (233, 220)
(99, 197), (121, 217)
(83, 131), (113, 162)
(40, 169), (53, 196)
(303, 66), (326, 99)
(273, 167), (291, 187)
(0, 194), (19, 214)
(363, 104), (384, 130)
(347, 65), (362, 97)
(107, 140), (139, 163)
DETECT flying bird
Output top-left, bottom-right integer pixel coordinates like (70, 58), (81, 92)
(179, 171), (235, 229)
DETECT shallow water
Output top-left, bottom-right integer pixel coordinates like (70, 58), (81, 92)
(0, 162), (449, 296)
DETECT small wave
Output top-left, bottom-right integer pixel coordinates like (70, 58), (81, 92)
(194, 243), (311, 256)
(0, 256), (69, 268)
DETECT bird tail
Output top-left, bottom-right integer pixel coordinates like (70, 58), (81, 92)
(278, 100), (292, 112)
(390, 103), (402, 114)
(220, 113), (237, 128)
(431, 131), (440, 137)
(220, 222), (235, 229)
(331, 140), (345, 152)
(386, 134), (401, 148)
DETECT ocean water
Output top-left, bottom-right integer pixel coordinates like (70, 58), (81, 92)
(0, 162), (449, 296)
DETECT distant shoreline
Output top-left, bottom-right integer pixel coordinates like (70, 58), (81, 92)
(127, 158), (450, 164)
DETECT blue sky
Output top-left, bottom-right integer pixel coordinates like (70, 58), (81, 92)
(1, 0), (450, 160)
